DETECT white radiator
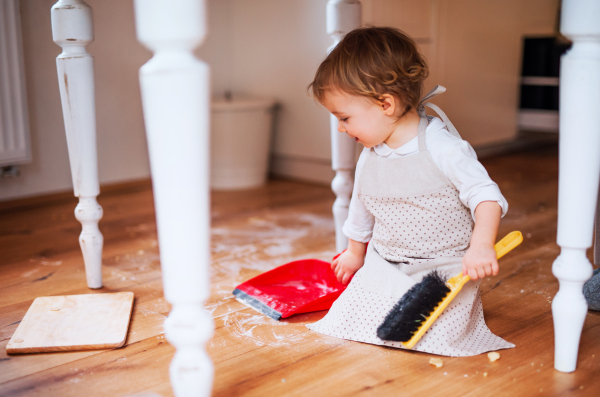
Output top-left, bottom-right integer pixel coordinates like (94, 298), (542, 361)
(0, 0), (30, 166)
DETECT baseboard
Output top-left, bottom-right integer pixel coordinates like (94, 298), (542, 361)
(270, 154), (335, 185)
(0, 178), (152, 214)
(473, 131), (557, 159)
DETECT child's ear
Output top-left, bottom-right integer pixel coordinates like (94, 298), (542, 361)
(380, 94), (396, 115)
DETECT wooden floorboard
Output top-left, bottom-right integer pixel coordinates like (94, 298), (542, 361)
(1, 146), (600, 396)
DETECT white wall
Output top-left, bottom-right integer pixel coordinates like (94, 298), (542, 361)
(430, 0), (560, 147)
(228, 0), (333, 182)
(229, 0), (560, 182)
(0, 0), (151, 201)
(197, 0), (234, 95)
(0, 0), (233, 202)
(1, 0), (560, 201)
(365, 0), (560, 147)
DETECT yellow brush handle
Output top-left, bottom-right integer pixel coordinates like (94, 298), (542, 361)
(403, 231), (523, 349)
(495, 231), (523, 260)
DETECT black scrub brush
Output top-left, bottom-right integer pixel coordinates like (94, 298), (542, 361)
(377, 231), (523, 348)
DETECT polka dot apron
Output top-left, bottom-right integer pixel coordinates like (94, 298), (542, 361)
(308, 86), (515, 357)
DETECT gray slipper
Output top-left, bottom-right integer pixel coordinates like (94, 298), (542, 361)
(584, 267), (600, 311)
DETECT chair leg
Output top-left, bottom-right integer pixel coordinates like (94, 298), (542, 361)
(552, 250), (593, 372)
(552, 0), (600, 373)
(327, 0), (362, 253)
(134, 0), (213, 395)
(51, 1), (103, 289)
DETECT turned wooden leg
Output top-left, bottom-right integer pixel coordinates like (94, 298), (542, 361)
(331, 121), (355, 253)
(134, 0), (213, 395)
(552, 0), (600, 373)
(51, 0), (103, 289)
(327, 0), (362, 253)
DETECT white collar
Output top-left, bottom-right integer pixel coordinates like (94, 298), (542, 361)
(372, 138), (417, 156)
(372, 117), (445, 157)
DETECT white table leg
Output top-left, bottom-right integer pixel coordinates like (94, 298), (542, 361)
(51, 0), (103, 289)
(327, 0), (362, 253)
(552, 0), (600, 373)
(134, 0), (213, 395)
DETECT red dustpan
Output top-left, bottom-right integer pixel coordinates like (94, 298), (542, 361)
(232, 253), (347, 320)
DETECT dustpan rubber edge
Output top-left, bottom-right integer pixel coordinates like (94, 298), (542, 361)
(232, 289), (282, 321)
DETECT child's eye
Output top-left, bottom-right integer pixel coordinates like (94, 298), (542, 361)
(340, 117), (349, 122)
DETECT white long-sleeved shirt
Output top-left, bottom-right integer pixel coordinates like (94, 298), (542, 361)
(342, 117), (508, 243)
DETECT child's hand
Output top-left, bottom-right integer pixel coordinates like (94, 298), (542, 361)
(462, 243), (499, 280)
(331, 247), (365, 285)
(464, 201), (502, 280)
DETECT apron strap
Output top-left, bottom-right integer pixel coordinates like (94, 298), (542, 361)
(416, 85), (462, 140)
(417, 116), (429, 152)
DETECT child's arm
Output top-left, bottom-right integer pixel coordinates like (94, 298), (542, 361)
(332, 239), (367, 285)
(462, 201), (502, 280)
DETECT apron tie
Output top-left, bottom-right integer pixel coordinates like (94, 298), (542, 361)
(416, 85), (461, 139)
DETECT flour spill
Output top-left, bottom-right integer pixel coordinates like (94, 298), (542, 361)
(137, 306), (166, 318)
(221, 312), (306, 347)
(124, 223), (156, 233)
(29, 258), (63, 265)
(211, 213), (336, 280)
(21, 268), (41, 278)
(22, 258), (64, 277)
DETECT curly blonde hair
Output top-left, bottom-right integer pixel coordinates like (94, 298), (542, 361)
(309, 26), (428, 117)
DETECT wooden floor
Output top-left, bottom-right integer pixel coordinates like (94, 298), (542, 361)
(1, 145), (599, 397)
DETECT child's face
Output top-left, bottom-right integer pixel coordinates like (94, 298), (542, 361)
(321, 90), (397, 148)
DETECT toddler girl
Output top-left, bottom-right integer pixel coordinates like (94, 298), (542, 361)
(306, 27), (514, 357)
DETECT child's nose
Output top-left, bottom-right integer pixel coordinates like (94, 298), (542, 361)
(337, 122), (346, 133)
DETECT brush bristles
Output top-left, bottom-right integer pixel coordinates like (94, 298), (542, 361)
(377, 270), (451, 342)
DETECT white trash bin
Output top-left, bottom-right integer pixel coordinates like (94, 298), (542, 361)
(210, 97), (276, 190)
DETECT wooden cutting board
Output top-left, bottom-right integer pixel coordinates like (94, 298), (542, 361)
(6, 292), (134, 354)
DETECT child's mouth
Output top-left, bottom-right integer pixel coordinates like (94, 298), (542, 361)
(355, 137), (359, 142)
